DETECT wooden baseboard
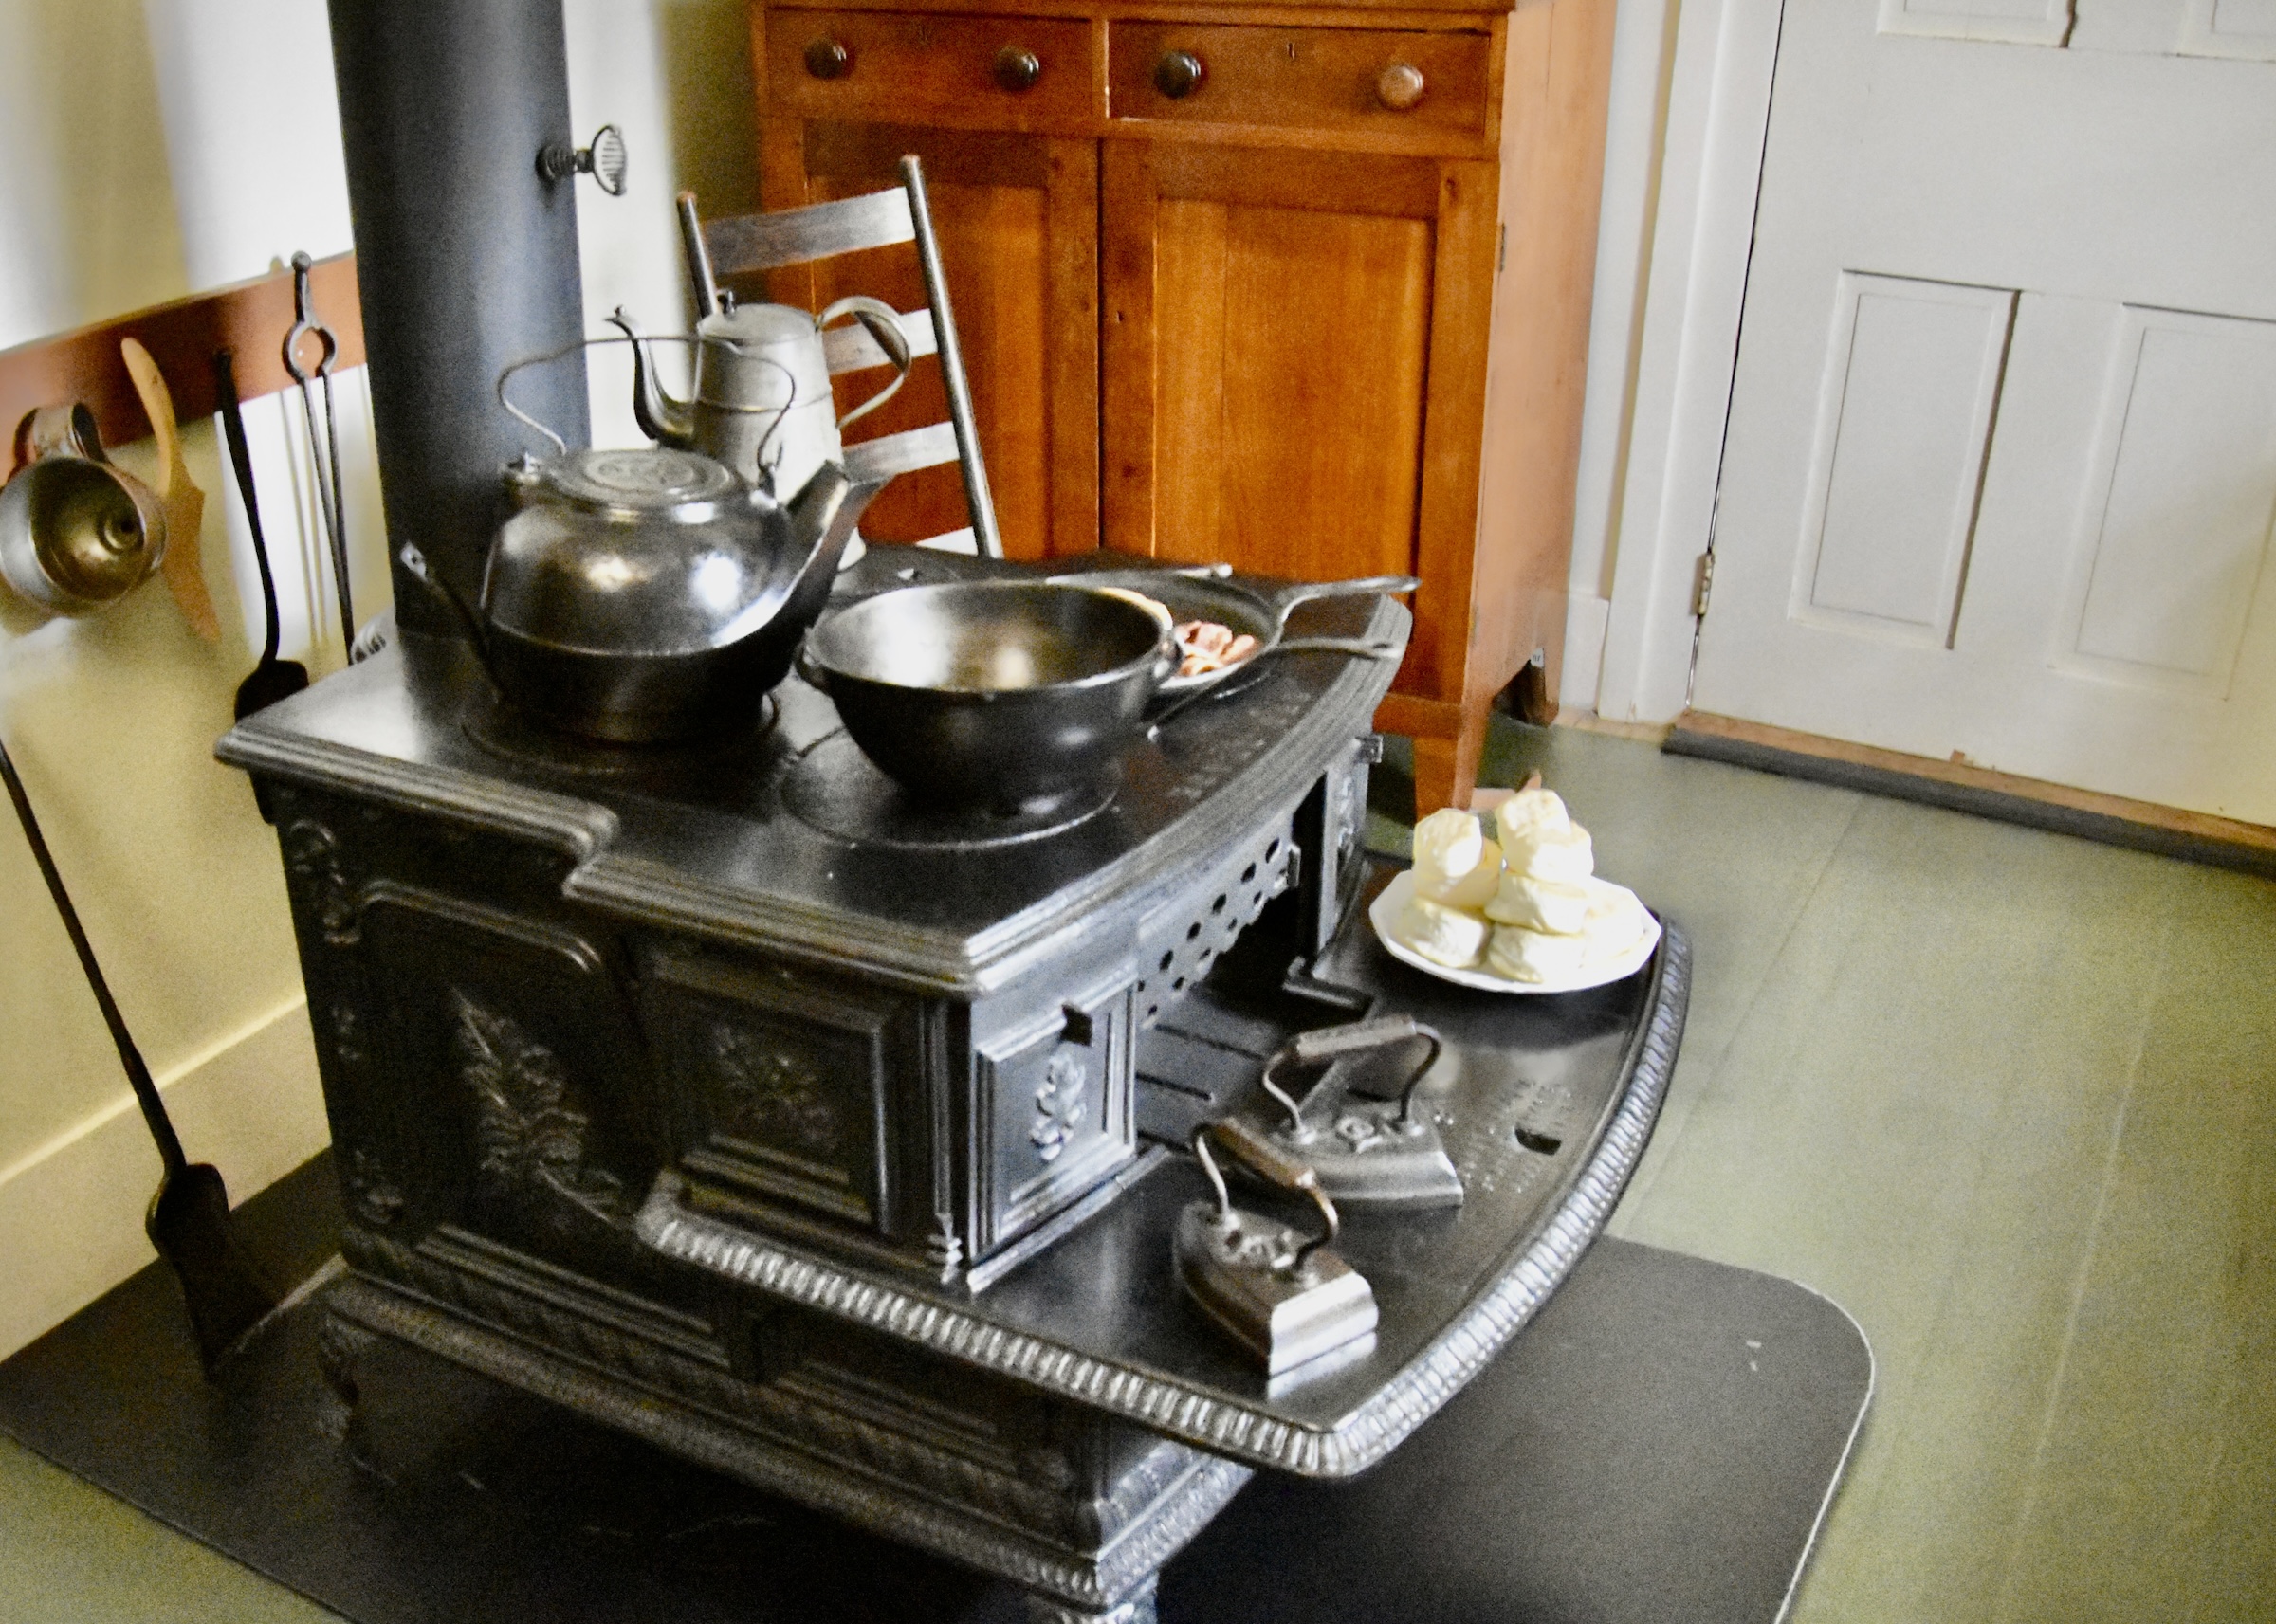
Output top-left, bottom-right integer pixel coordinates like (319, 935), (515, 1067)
(1552, 711), (1672, 746)
(0, 999), (329, 1361)
(1665, 711), (2276, 878)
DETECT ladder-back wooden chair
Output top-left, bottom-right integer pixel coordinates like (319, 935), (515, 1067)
(680, 155), (1001, 557)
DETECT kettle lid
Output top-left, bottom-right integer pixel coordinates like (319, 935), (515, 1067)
(533, 447), (743, 515)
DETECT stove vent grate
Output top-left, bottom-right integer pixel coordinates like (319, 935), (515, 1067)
(1133, 814), (1299, 1028)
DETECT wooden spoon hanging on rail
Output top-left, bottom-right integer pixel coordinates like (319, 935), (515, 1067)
(119, 338), (220, 640)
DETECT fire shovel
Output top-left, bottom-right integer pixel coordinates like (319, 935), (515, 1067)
(0, 735), (277, 1374)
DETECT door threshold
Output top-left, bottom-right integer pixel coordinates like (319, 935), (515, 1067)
(1664, 711), (2276, 880)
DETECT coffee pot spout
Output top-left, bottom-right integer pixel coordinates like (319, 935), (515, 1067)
(605, 306), (696, 449)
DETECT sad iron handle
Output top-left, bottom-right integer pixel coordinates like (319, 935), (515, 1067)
(1259, 1016), (1446, 1131)
(1195, 1118), (1341, 1264)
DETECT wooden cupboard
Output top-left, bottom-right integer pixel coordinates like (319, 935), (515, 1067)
(750, 0), (1614, 814)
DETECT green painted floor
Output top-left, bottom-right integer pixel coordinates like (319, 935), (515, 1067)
(6, 721), (2271, 1622)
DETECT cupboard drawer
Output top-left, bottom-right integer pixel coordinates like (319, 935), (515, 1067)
(766, 9), (1094, 136)
(1107, 23), (1492, 144)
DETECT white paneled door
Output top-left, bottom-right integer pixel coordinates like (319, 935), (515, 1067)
(1692, 3), (2276, 821)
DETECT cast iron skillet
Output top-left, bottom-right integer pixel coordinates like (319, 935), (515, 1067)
(1061, 569), (1415, 703)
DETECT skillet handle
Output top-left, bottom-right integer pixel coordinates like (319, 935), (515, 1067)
(1270, 638), (1403, 661)
(1268, 574), (1420, 618)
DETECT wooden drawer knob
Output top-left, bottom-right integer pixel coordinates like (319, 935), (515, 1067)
(804, 36), (852, 80)
(1375, 62), (1425, 112)
(994, 46), (1042, 93)
(1153, 49), (1206, 100)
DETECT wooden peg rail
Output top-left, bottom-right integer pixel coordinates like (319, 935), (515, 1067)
(0, 253), (363, 478)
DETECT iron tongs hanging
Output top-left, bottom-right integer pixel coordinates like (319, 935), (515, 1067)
(284, 250), (355, 657)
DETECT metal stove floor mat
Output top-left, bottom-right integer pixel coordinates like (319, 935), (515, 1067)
(0, 1153), (1871, 1624)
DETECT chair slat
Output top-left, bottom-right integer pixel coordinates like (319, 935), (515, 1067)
(703, 189), (915, 276)
(824, 309), (938, 374)
(843, 422), (960, 483)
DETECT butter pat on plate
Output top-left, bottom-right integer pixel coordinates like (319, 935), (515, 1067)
(1370, 871), (1661, 994)
(1393, 891), (1492, 969)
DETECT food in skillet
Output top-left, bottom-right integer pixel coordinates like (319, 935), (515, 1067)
(1390, 785), (1650, 981)
(1172, 619), (1258, 677)
(1091, 588), (1259, 677)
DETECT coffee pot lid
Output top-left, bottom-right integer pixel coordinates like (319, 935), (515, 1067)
(699, 301), (817, 347)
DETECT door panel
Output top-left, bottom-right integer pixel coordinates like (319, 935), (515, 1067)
(2055, 306), (2276, 692)
(1795, 273), (2013, 643)
(1152, 197), (1430, 580)
(1693, 8), (2276, 820)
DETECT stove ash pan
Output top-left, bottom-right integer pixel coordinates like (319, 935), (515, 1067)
(262, 759), (1358, 1302)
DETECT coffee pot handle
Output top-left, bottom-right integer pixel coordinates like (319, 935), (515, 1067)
(817, 296), (914, 430)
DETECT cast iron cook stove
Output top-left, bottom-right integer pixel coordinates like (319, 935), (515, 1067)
(217, 548), (1689, 1624)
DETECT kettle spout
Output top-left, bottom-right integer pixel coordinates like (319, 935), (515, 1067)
(605, 306), (696, 449)
(778, 461), (890, 620)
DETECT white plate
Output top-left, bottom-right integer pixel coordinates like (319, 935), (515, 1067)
(1367, 870), (1662, 994)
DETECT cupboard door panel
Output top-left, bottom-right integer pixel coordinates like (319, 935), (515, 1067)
(1152, 198), (1430, 581)
(1105, 140), (1452, 689)
(762, 123), (1098, 559)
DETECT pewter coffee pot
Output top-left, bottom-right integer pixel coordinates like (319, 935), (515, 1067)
(609, 295), (911, 501)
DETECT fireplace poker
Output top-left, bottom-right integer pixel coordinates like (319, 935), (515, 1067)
(0, 734), (278, 1374)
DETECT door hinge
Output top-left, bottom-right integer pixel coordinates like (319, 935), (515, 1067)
(1691, 551), (1716, 619)
(1497, 223), (1507, 274)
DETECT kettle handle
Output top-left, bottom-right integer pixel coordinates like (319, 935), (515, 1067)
(817, 296), (914, 431)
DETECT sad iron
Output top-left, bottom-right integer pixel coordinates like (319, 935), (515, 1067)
(1175, 1117), (1379, 1376)
(1256, 1015), (1462, 1211)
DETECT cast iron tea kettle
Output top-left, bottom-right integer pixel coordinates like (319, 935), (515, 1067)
(402, 446), (885, 745)
(608, 294), (911, 499)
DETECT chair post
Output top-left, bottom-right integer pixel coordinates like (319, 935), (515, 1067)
(675, 192), (722, 319)
(899, 155), (1003, 559)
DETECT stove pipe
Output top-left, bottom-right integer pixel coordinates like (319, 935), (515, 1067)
(326, 0), (593, 637)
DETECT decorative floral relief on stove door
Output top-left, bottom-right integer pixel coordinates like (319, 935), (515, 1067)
(353, 882), (662, 1258)
(639, 949), (913, 1236)
(454, 988), (627, 1222)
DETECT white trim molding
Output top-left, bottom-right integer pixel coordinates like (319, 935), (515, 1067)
(1595, 0), (1787, 724)
(0, 997), (329, 1360)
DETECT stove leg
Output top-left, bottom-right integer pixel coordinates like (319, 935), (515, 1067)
(314, 1307), (377, 1454)
(1025, 1575), (1158, 1624)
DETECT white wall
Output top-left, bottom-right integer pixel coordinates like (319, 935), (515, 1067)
(1560, 0), (1683, 711)
(0, 0), (756, 1359)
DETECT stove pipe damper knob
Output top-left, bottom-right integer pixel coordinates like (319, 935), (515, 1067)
(538, 124), (630, 196)
(324, 0), (597, 640)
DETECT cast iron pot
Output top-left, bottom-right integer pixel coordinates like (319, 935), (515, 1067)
(800, 582), (1177, 812)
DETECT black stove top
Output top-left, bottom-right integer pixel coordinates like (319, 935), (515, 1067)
(220, 548), (1406, 993)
